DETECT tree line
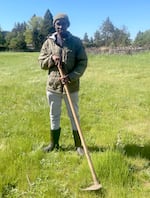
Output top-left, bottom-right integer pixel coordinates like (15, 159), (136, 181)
(83, 17), (150, 49)
(0, 9), (150, 51)
(0, 9), (54, 51)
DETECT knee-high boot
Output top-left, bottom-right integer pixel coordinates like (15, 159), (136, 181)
(72, 130), (81, 147)
(43, 128), (61, 152)
(72, 130), (84, 155)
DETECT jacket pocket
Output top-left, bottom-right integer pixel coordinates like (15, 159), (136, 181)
(64, 49), (75, 64)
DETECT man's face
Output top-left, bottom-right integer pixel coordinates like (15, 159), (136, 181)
(54, 18), (68, 35)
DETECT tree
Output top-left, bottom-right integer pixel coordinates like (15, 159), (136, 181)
(25, 28), (33, 45)
(5, 31), (16, 49)
(12, 22), (26, 50)
(25, 14), (43, 50)
(113, 26), (131, 47)
(83, 32), (90, 47)
(143, 30), (150, 46)
(93, 17), (131, 47)
(0, 30), (5, 46)
(100, 17), (115, 46)
(9, 37), (18, 50)
(93, 30), (102, 46)
(134, 30), (150, 47)
(0, 31), (6, 50)
(83, 33), (89, 43)
(4, 22), (27, 50)
(12, 22), (26, 33)
(40, 9), (54, 41)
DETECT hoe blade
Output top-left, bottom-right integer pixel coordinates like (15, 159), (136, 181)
(81, 183), (102, 191)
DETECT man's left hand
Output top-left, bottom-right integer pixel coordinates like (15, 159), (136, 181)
(59, 75), (70, 84)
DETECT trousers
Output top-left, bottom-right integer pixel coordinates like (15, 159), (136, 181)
(46, 91), (79, 130)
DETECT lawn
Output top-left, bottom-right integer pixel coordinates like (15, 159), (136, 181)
(0, 52), (150, 198)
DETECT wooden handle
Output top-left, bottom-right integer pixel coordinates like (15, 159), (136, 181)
(57, 64), (100, 185)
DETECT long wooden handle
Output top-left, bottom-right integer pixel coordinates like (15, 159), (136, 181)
(57, 64), (100, 185)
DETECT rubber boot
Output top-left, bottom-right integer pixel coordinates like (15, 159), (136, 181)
(72, 130), (84, 156)
(43, 128), (61, 152)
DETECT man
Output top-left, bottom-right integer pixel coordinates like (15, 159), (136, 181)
(38, 13), (87, 155)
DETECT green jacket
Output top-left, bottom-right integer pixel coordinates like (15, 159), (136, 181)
(38, 32), (87, 93)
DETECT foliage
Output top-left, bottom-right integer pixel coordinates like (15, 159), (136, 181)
(0, 52), (150, 197)
(25, 14), (43, 50)
(0, 31), (5, 46)
(0, 9), (54, 51)
(93, 30), (101, 47)
(92, 17), (131, 47)
(134, 30), (150, 47)
(5, 22), (27, 50)
(40, 9), (55, 39)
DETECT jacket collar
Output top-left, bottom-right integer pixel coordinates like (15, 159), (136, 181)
(49, 31), (71, 41)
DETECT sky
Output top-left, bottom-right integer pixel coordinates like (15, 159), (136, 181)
(0, 0), (150, 40)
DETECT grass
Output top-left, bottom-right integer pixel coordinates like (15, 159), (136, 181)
(0, 52), (150, 197)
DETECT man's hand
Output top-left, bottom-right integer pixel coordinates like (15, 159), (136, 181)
(59, 75), (70, 85)
(52, 54), (61, 66)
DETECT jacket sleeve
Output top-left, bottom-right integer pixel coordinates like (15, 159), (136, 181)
(68, 38), (88, 81)
(38, 39), (55, 70)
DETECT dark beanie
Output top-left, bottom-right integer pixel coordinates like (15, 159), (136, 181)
(53, 13), (70, 27)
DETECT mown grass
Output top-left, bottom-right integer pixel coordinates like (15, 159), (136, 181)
(0, 52), (150, 198)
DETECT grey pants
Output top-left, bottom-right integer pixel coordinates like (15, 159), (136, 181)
(46, 91), (79, 130)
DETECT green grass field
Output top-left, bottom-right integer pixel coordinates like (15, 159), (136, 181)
(0, 52), (150, 198)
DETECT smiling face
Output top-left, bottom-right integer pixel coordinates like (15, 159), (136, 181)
(54, 18), (68, 36)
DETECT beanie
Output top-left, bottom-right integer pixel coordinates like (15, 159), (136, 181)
(53, 13), (70, 27)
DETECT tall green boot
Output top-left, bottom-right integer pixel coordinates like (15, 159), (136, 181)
(43, 128), (61, 152)
(72, 130), (84, 156)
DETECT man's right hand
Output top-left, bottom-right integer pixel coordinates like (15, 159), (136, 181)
(52, 55), (61, 66)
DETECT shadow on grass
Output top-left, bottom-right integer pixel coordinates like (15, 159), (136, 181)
(124, 143), (150, 160)
(87, 146), (108, 153)
(59, 145), (107, 153)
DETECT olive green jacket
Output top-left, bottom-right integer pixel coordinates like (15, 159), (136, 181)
(38, 32), (87, 93)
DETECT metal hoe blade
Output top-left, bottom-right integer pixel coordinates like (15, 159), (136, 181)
(81, 183), (102, 191)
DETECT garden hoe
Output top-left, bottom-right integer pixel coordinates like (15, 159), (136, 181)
(57, 62), (102, 191)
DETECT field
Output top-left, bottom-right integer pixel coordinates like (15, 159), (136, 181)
(0, 52), (150, 198)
